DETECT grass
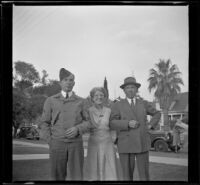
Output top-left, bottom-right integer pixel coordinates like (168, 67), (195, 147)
(149, 163), (187, 181)
(13, 159), (50, 181)
(13, 138), (47, 144)
(13, 138), (188, 158)
(13, 158), (187, 181)
(12, 138), (188, 181)
(13, 145), (49, 154)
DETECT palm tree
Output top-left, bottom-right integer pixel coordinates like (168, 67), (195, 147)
(148, 59), (184, 131)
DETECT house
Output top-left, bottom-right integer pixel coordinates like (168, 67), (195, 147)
(153, 92), (188, 130)
(168, 92), (188, 121)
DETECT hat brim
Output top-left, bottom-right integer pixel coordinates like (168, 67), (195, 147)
(120, 82), (141, 89)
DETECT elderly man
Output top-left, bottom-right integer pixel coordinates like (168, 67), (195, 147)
(40, 68), (89, 181)
(110, 76), (161, 181)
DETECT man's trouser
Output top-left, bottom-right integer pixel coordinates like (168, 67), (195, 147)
(119, 151), (149, 181)
(49, 139), (84, 180)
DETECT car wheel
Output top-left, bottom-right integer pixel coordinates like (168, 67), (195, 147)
(154, 139), (168, 152)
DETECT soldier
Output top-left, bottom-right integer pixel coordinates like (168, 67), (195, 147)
(40, 68), (89, 180)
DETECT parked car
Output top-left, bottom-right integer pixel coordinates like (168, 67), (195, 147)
(149, 130), (176, 152)
(17, 126), (40, 140)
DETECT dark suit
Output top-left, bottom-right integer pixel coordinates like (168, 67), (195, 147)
(110, 98), (161, 180)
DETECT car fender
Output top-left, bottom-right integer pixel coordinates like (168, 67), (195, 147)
(152, 137), (166, 146)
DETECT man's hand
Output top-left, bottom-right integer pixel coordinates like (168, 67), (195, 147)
(128, 120), (140, 129)
(65, 127), (79, 138)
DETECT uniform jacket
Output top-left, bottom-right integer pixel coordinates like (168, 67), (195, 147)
(110, 98), (161, 153)
(40, 92), (90, 143)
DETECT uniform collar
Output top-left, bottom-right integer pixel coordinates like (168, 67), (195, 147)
(53, 91), (81, 101)
(61, 90), (73, 98)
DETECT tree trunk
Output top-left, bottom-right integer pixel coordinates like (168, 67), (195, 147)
(163, 108), (170, 131)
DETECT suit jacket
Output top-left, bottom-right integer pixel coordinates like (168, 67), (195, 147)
(110, 98), (161, 153)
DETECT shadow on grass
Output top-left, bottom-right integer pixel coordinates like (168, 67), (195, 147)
(149, 163), (187, 181)
(13, 159), (187, 181)
(13, 159), (51, 181)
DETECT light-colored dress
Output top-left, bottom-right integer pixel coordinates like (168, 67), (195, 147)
(84, 106), (118, 181)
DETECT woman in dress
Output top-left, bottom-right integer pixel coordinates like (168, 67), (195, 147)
(172, 119), (188, 152)
(84, 87), (118, 181)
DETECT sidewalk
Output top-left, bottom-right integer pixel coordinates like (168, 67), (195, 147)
(13, 140), (188, 166)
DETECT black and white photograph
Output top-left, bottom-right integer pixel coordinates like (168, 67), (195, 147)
(11, 3), (190, 182)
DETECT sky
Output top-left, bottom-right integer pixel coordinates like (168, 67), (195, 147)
(13, 5), (188, 101)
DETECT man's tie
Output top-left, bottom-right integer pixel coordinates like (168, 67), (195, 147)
(131, 98), (134, 106)
(65, 93), (69, 99)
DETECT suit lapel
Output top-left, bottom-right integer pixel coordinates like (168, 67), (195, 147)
(122, 99), (138, 120)
(131, 98), (139, 121)
(134, 99), (144, 121)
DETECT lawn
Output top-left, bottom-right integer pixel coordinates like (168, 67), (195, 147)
(13, 145), (49, 154)
(13, 159), (50, 181)
(12, 138), (188, 181)
(13, 138), (47, 144)
(13, 138), (188, 158)
(12, 159), (187, 181)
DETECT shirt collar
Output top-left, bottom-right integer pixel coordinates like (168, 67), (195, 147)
(126, 97), (136, 105)
(61, 90), (73, 98)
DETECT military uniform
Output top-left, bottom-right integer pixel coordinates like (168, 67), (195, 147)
(40, 68), (90, 180)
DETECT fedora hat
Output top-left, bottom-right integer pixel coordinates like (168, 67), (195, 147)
(120, 77), (141, 89)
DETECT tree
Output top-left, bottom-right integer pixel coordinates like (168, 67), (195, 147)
(12, 62), (61, 132)
(14, 61), (40, 88)
(148, 59), (184, 131)
(41, 70), (48, 85)
(13, 88), (28, 137)
(13, 87), (47, 135)
(45, 80), (61, 96)
(103, 77), (109, 99)
(25, 94), (47, 123)
(14, 80), (33, 91)
(31, 80), (61, 97)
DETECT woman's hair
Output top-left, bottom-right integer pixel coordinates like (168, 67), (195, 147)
(90, 87), (107, 99)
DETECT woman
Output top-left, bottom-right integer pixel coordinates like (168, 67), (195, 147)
(172, 119), (188, 152)
(84, 87), (118, 181)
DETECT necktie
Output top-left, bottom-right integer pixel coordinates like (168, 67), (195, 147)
(65, 93), (68, 99)
(131, 98), (134, 106)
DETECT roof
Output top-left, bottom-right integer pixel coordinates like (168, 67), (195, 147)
(169, 92), (188, 112)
